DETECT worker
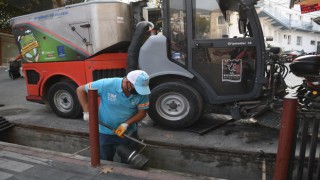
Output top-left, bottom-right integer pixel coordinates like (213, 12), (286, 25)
(76, 70), (150, 162)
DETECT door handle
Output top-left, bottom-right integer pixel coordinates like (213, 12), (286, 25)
(195, 43), (213, 47)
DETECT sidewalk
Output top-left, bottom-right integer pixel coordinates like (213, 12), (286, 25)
(0, 141), (219, 180)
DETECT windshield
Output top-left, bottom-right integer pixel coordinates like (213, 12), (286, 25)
(193, 0), (251, 39)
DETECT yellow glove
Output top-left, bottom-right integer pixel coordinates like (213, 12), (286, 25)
(114, 123), (128, 138)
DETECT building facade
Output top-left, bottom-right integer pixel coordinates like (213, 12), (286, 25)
(257, 0), (320, 53)
(0, 32), (19, 66)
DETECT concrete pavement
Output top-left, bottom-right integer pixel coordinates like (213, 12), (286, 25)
(0, 141), (217, 180)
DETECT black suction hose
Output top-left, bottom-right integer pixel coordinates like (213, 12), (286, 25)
(126, 21), (153, 74)
(98, 120), (149, 169)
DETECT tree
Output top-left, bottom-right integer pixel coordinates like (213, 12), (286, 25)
(149, 0), (161, 8)
(6, 0), (54, 13)
(0, 0), (57, 33)
(0, 0), (27, 33)
(195, 15), (210, 39)
(0, 0), (85, 33)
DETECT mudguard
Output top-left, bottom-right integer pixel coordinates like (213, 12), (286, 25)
(139, 34), (194, 79)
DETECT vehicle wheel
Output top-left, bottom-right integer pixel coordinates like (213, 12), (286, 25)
(48, 81), (82, 118)
(148, 81), (203, 129)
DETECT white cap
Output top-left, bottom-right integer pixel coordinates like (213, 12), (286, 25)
(127, 70), (151, 95)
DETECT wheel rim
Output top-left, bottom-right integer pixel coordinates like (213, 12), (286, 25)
(53, 90), (73, 113)
(156, 92), (190, 121)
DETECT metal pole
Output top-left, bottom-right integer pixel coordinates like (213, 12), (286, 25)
(273, 97), (297, 180)
(88, 89), (100, 167)
(307, 118), (319, 180)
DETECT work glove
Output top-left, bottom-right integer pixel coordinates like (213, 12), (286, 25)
(83, 112), (89, 121)
(114, 123), (128, 138)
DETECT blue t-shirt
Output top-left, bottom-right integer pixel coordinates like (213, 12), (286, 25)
(85, 78), (149, 135)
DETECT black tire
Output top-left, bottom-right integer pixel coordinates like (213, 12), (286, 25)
(47, 81), (82, 118)
(148, 81), (203, 129)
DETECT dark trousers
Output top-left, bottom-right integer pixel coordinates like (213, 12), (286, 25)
(99, 132), (138, 163)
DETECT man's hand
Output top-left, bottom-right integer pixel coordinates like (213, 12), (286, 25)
(83, 112), (89, 121)
(114, 123), (128, 138)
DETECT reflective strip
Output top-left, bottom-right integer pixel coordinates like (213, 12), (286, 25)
(138, 102), (149, 108)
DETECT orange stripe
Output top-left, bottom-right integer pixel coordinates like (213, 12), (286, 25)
(88, 83), (92, 89)
(138, 102), (149, 107)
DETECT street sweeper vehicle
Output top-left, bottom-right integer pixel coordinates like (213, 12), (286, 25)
(10, 0), (290, 129)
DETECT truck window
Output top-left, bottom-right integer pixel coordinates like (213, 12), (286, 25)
(169, 0), (187, 65)
(193, 0), (249, 39)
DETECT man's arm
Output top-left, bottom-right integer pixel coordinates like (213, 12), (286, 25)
(125, 109), (147, 126)
(76, 85), (89, 112)
(115, 109), (147, 137)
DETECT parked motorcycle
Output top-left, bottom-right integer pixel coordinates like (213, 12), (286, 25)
(290, 55), (320, 110)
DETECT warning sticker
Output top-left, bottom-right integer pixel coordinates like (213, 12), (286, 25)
(222, 59), (242, 82)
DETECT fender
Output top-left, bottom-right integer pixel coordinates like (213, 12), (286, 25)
(23, 61), (87, 98)
(139, 34), (194, 79)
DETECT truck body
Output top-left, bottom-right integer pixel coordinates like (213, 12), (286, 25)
(10, 0), (288, 128)
(10, 0), (133, 117)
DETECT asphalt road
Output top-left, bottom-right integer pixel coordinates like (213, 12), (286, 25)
(0, 66), (89, 133)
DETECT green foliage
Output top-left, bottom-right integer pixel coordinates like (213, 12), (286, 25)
(0, 0), (55, 33)
(0, 0), (85, 33)
(195, 15), (210, 36)
(150, 0), (161, 8)
(0, 1), (27, 33)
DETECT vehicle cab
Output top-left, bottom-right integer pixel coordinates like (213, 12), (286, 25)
(139, 0), (267, 128)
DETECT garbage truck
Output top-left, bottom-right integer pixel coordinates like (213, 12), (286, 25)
(10, 0), (288, 129)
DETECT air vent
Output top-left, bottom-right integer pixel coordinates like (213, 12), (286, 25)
(93, 68), (126, 81)
(26, 70), (40, 85)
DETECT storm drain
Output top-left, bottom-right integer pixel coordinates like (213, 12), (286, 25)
(0, 117), (15, 132)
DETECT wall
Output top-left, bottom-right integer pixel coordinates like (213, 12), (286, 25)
(0, 32), (19, 66)
(1, 125), (277, 180)
(260, 17), (320, 53)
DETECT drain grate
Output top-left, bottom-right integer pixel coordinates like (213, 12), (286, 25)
(185, 116), (234, 135)
(254, 111), (281, 129)
(0, 117), (15, 132)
